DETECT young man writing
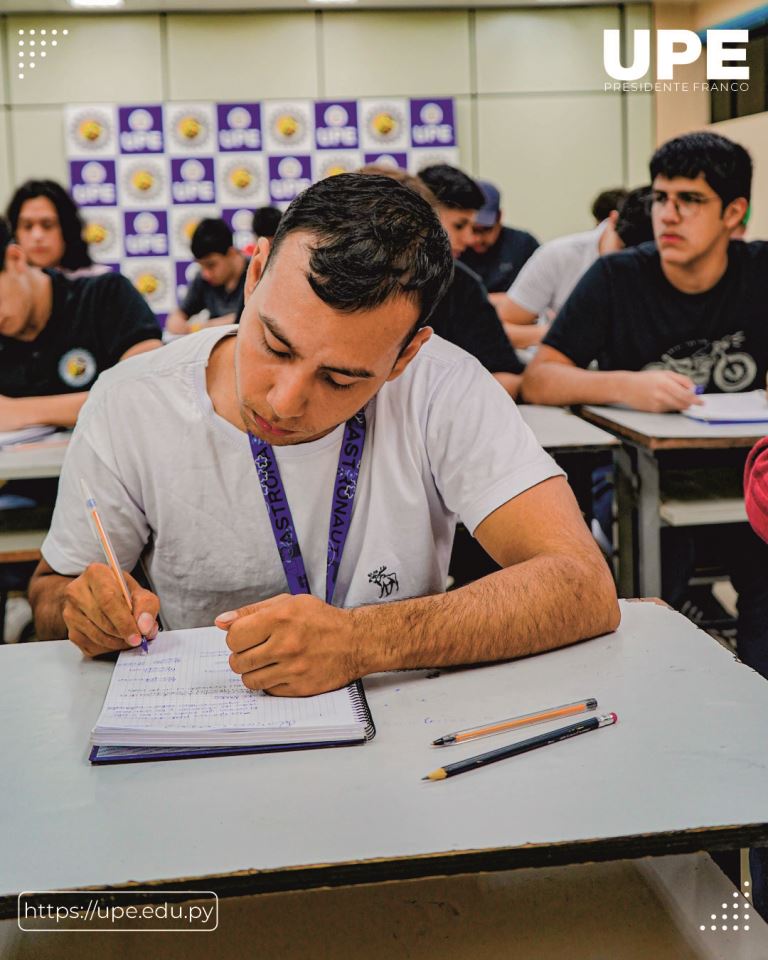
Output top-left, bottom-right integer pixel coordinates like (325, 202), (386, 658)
(30, 174), (618, 697)
(165, 218), (249, 335)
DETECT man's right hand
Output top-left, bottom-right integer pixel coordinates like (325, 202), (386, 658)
(622, 370), (704, 413)
(62, 563), (160, 657)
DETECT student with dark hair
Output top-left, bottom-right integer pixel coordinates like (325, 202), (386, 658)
(591, 187), (629, 225)
(165, 218), (248, 335)
(252, 206), (282, 241)
(0, 216), (162, 432)
(29, 174), (618, 695)
(6, 179), (108, 279)
(415, 164), (524, 396)
(460, 180), (539, 293)
(523, 132), (760, 410)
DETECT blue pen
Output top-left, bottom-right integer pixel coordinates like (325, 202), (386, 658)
(80, 479), (149, 655)
(694, 384), (705, 395)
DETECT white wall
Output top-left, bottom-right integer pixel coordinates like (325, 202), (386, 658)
(0, 7), (654, 242)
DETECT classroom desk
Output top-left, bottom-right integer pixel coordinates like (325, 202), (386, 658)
(2, 601), (768, 923)
(519, 404), (619, 454)
(0, 437), (68, 481)
(519, 404), (617, 523)
(580, 406), (766, 597)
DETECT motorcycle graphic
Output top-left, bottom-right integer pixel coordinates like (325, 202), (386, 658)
(643, 332), (756, 392)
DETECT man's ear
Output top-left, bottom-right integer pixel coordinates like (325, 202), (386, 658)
(386, 326), (432, 383)
(244, 237), (271, 299)
(723, 197), (748, 233)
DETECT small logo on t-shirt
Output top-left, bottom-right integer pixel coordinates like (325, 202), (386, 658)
(643, 332), (756, 392)
(58, 348), (97, 388)
(368, 565), (399, 599)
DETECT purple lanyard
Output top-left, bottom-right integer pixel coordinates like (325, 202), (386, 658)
(248, 411), (366, 606)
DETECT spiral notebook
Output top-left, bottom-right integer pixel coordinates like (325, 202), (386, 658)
(89, 625), (375, 764)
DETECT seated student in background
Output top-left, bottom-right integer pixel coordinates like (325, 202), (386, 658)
(523, 131), (768, 667)
(0, 217), (162, 432)
(415, 163), (524, 397)
(492, 187), (635, 349)
(242, 206), (283, 257)
(522, 133), (761, 412)
(459, 180), (539, 292)
(29, 174), (618, 695)
(6, 179), (111, 280)
(165, 218), (248, 335)
(591, 187), (628, 226)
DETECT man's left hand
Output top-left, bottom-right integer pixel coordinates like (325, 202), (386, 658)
(215, 593), (362, 697)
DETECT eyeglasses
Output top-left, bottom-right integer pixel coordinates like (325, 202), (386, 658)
(643, 190), (721, 219)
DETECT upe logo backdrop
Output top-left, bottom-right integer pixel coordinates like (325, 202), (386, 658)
(603, 29), (750, 91)
(65, 99), (459, 325)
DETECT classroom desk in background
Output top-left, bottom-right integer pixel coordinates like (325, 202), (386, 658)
(580, 406), (766, 598)
(0, 436), (68, 482)
(2, 600), (768, 952)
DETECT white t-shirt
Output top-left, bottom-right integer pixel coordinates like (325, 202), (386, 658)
(506, 225), (605, 317)
(43, 327), (562, 630)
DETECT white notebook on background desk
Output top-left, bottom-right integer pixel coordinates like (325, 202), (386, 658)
(0, 425), (57, 448)
(90, 625), (374, 764)
(683, 391), (768, 425)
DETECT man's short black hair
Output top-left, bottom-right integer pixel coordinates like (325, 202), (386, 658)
(591, 188), (628, 223)
(0, 217), (11, 271)
(267, 173), (453, 332)
(616, 186), (654, 248)
(252, 206), (282, 240)
(190, 218), (233, 259)
(417, 164), (486, 211)
(650, 132), (752, 207)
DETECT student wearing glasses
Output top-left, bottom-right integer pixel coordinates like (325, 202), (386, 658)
(522, 132), (762, 412)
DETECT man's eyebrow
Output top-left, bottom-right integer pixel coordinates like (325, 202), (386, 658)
(260, 313), (376, 380)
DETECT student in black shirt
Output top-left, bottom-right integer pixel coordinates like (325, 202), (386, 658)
(460, 179), (539, 293)
(523, 133), (760, 411)
(166, 218), (248, 335)
(0, 218), (162, 431)
(417, 164), (523, 397)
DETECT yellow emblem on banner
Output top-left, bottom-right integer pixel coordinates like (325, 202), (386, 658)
(135, 272), (159, 296)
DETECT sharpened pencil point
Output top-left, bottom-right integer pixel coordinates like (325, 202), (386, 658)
(421, 776), (430, 780)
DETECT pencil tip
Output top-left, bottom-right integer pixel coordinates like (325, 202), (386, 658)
(421, 776), (430, 781)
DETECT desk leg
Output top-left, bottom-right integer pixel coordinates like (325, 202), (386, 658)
(637, 448), (662, 599)
(615, 447), (636, 597)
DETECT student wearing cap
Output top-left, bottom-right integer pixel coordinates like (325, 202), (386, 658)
(459, 180), (539, 294)
(29, 174), (618, 696)
(165, 218), (249, 335)
(417, 164), (523, 397)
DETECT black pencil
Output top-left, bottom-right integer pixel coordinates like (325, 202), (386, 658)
(422, 712), (617, 781)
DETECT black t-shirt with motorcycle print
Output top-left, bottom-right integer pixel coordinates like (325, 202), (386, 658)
(544, 240), (768, 393)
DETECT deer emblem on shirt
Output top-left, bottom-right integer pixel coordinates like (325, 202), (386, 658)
(368, 565), (399, 599)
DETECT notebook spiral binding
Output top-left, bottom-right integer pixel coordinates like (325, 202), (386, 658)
(351, 679), (377, 741)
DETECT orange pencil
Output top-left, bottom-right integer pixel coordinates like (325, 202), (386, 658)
(431, 698), (597, 746)
(80, 479), (148, 655)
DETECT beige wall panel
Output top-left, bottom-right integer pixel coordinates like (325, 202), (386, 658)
(476, 7), (621, 94)
(8, 108), (68, 188)
(710, 113), (768, 240)
(454, 94), (473, 172)
(695, 0), (763, 29)
(167, 13), (318, 101)
(477, 95), (624, 242)
(0, 19), (7, 106)
(322, 11), (470, 98)
(0, 111), (11, 211)
(626, 95), (654, 186)
(7, 15), (162, 106)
